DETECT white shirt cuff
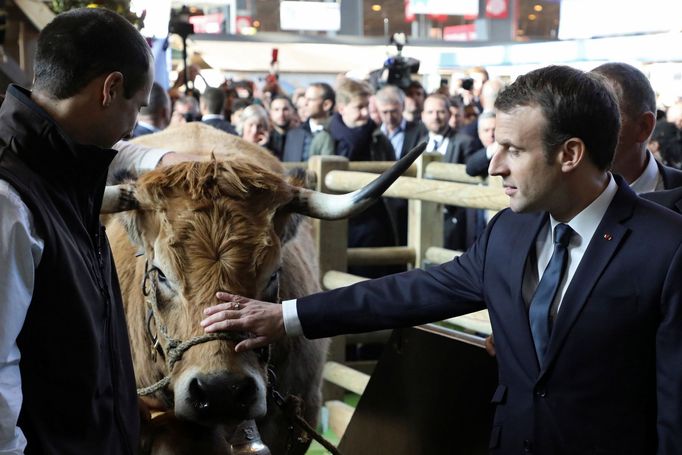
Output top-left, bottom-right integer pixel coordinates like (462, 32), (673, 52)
(282, 299), (303, 336)
(139, 148), (170, 171)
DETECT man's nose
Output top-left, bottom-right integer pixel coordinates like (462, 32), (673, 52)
(488, 147), (505, 176)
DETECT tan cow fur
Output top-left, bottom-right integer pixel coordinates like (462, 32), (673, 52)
(107, 124), (328, 454)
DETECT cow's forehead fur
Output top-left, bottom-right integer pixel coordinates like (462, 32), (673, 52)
(129, 158), (294, 298)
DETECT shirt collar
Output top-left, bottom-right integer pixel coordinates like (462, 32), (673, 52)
(629, 150), (661, 194)
(136, 120), (160, 132)
(381, 118), (407, 137)
(548, 173), (618, 246)
(201, 113), (225, 121)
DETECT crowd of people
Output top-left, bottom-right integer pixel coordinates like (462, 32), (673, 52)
(141, 62), (682, 262)
(3, 6), (682, 454)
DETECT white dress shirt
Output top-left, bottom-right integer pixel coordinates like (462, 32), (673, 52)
(522, 175), (618, 314)
(630, 150), (664, 194)
(381, 119), (407, 159)
(0, 141), (168, 453)
(426, 132), (449, 155)
(283, 174), (619, 337)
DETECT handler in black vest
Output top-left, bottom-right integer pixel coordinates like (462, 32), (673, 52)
(0, 9), (153, 454)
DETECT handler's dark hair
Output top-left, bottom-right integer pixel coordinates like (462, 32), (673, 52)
(495, 65), (620, 171)
(33, 8), (151, 100)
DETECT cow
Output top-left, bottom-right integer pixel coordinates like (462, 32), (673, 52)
(102, 123), (425, 453)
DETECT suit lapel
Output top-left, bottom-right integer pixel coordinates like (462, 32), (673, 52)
(507, 213), (548, 376)
(443, 133), (458, 163)
(539, 180), (635, 378)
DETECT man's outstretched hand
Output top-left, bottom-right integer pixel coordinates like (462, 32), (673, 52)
(200, 292), (285, 352)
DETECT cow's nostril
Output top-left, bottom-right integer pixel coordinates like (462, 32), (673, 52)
(185, 374), (259, 421)
(188, 377), (210, 410)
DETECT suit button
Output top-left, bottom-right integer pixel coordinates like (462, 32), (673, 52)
(535, 388), (546, 397)
(524, 439), (533, 453)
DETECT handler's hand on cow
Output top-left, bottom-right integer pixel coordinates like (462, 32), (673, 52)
(201, 292), (284, 352)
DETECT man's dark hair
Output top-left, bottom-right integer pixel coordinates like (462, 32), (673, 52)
(590, 62), (657, 122)
(495, 65), (620, 171)
(271, 94), (293, 107)
(406, 80), (425, 95)
(33, 8), (151, 100)
(310, 82), (336, 113)
(139, 82), (169, 116)
(202, 87), (226, 115)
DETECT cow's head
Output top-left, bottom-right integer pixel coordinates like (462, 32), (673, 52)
(104, 142), (425, 425)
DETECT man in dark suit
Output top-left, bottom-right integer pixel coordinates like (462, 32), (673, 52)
(419, 93), (479, 250)
(374, 85), (421, 160)
(374, 84), (423, 244)
(282, 82), (335, 162)
(202, 65), (682, 454)
(592, 62), (682, 191)
(200, 87), (237, 135)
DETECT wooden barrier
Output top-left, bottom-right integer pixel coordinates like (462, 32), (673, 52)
(324, 171), (508, 210)
(305, 154), (501, 443)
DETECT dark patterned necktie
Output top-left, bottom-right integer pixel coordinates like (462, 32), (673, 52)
(529, 223), (573, 366)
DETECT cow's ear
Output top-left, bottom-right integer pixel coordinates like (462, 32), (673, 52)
(117, 211), (145, 248)
(285, 167), (317, 190)
(275, 212), (303, 245)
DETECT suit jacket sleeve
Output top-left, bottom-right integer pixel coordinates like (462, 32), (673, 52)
(656, 242), (682, 453)
(296, 213), (500, 338)
(465, 147), (491, 177)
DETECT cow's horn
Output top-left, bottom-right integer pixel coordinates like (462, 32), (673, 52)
(288, 142), (427, 220)
(101, 184), (140, 213)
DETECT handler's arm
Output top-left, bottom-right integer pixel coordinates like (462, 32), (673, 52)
(0, 182), (43, 454)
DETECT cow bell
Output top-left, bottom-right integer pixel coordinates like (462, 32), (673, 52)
(228, 420), (271, 455)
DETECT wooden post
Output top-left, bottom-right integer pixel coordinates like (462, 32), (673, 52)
(307, 155), (349, 402)
(307, 155), (349, 282)
(407, 152), (443, 269)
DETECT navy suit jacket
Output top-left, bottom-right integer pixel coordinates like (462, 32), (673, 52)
(642, 186), (682, 213)
(282, 122), (313, 162)
(201, 118), (237, 136)
(298, 177), (682, 454)
(658, 160), (682, 189)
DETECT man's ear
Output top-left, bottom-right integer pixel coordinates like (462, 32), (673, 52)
(102, 72), (124, 108)
(559, 137), (585, 173)
(322, 99), (333, 114)
(637, 111), (656, 143)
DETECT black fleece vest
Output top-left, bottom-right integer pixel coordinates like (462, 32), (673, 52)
(0, 85), (139, 454)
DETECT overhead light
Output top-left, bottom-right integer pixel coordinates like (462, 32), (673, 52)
(534, 4), (543, 12)
(528, 14), (537, 21)
(253, 20), (261, 27)
(371, 4), (382, 12)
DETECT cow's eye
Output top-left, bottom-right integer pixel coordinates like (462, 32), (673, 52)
(157, 269), (167, 283)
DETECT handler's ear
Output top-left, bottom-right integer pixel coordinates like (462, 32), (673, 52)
(102, 71), (124, 108)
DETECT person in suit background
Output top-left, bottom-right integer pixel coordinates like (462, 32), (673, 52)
(374, 85), (422, 160)
(374, 84), (423, 245)
(200, 87), (238, 136)
(201, 65), (682, 454)
(266, 95), (296, 160)
(282, 82), (335, 162)
(131, 82), (170, 138)
(591, 62), (682, 191)
(419, 93), (479, 250)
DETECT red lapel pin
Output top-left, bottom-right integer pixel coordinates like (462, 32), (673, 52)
(603, 233), (613, 241)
